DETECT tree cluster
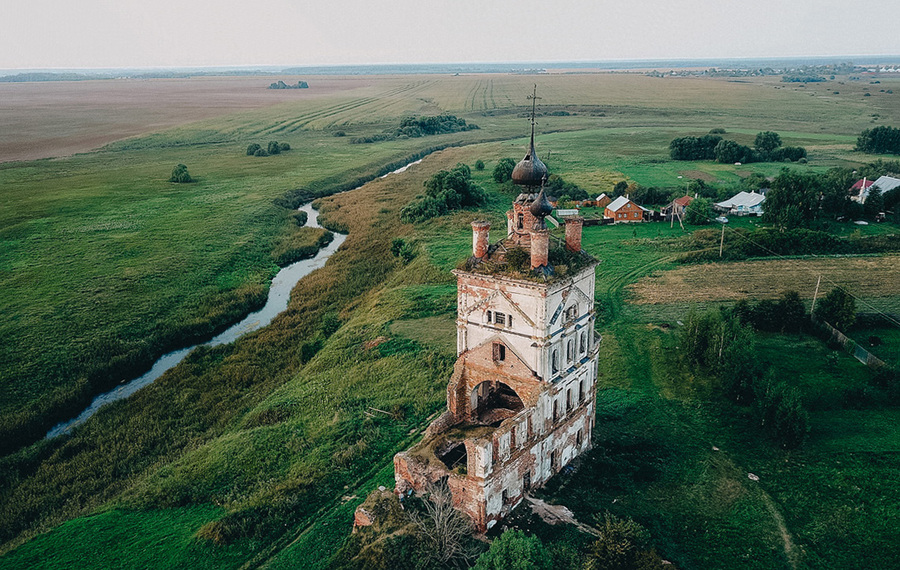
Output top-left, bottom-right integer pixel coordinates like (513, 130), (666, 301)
(246, 141), (291, 157)
(351, 115), (478, 143)
(545, 174), (589, 202)
(681, 304), (810, 448)
(400, 163), (486, 223)
(670, 132), (805, 164)
(267, 80), (308, 89)
(856, 125), (900, 155)
(669, 135), (722, 160)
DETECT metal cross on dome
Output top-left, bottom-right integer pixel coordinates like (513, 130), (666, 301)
(527, 84), (541, 139)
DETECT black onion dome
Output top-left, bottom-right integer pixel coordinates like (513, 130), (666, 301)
(529, 188), (553, 218)
(511, 137), (548, 186)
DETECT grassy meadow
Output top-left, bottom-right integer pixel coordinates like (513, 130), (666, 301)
(1, 71), (900, 569)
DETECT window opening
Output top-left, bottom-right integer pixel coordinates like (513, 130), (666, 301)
(580, 331), (587, 354)
(566, 389), (572, 412)
(579, 379), (585, 402)
(495, 312), (506, 326)
(576, 429), (583, 446)
(552, 400), (559, 423)
(517, 213), (524, 230)
(486, 310), (492, 323)
(493, 342), (506, 362)
(551, 349), (559, 374)
(567, 340), (575, 363)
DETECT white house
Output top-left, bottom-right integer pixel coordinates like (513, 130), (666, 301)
(715, 191), (765, 216)
(855, 176), (900, 204)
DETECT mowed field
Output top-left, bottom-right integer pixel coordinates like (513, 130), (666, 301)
(628, 254), (900, 308)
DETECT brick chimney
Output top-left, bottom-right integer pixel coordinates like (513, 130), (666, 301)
(472, 221), (490, 258)
(564, 216), (583, 253)
(529, 228), (549, 269)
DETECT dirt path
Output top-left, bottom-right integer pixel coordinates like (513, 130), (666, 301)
(526, 497), (599, 537)
(757, 490), (800, 569)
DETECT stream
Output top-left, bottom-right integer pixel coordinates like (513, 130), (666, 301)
(46, 157), (425, 439)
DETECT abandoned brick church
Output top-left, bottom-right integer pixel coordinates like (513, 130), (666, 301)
(393, 115), (600, 532)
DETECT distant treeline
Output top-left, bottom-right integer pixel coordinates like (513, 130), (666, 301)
(268, 80), (308, 89)
(351, 115), (478, 144)
(856, 126), (900, 155)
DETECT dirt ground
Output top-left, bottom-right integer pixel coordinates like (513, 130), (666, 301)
(0, 75), (374, 162)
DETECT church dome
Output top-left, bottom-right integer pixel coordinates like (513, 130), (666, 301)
(529, 188), (553, 218)
(511, 137), (548, 186)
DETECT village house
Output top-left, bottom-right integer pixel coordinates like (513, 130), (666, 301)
(715, 191), (765, 216)
(851, 175), (900, 204)
(390, 116), (600, 533)
(604, 195), (648, 223)
(595, 193), (612, 209)
(661, 195), (694, 222)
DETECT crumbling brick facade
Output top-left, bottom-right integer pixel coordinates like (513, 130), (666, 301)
(394, 196), (599, 532)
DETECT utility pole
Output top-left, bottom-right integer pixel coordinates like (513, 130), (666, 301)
(719, 223), (725, 257)
(810, 275), (822, 317)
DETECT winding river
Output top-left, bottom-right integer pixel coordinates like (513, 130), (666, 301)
(46, 202), (346, 439)
(47, 158), (424, 439)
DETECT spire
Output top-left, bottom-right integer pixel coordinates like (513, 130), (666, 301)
(512, 85), (548, 187)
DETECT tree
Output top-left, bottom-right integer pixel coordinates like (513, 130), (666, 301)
(754, 375), (809, 449)
(814, 287), (856, 330)
(254, 148), (268, 157)
(474, 159), (485, 170)
(267, 141), (281, 155)
(584, 513), (667, 570)
(762, 169), (822, 230)
(492, 158), (516, 183)
(754, 131), (783, 155)
(714, 139), (755, 164)
(169, 163), (192, 183)
(246, 143), (261, 156)
(684, 197), (712, 225)
(613, 180), (629, 197)
(279, 142), (291, 151)
(409, 480), (477, 567)
(473, 530), (553, 570)
(864, 186), (885, 219)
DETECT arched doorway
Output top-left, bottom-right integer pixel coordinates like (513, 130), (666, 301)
(470, 381), (524, 426)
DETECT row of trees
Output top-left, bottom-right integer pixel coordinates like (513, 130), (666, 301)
(246, 141), (291, 156)
(669, 131), (806, 164)
(399, 163), (486, 223)
(856, 125), (900, 155)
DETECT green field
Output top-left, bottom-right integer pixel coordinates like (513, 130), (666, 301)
(2, 71), (900, 569)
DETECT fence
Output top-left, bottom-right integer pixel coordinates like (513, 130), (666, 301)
(816, 318), (887, 370)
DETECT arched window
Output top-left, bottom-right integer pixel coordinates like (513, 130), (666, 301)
(580, 331), (587, 354)
(551, 349), (559, 374)
(567, 340), (575, 363)
(565, 305), (578, 322)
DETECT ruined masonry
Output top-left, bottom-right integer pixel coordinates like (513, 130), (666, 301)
(392, 107), (600, 532)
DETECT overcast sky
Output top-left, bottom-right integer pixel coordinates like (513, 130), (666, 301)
(3, 0), (899, 69)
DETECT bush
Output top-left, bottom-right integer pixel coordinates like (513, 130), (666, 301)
(246, 143), (261, 156)
(279, 142), (291, 151)
(474, 530), (552, 570)
(684, 197), (712, 225)
(254, 148), (269, 157)
(504, 247), (529, 272)
(754, 375), (810, 449)
(401, 163), (486, 223)
(168, 163), (193, 183)
(584, 513), (667, 570)
(474, 159), (485, 170)
(267, 141), (281, 155)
